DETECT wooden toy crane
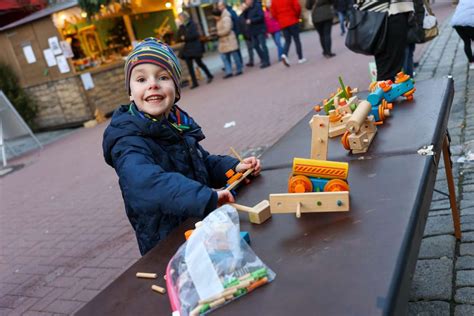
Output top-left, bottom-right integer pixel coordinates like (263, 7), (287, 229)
(269, 115), (350, 218)
(315, 78), (392, 139)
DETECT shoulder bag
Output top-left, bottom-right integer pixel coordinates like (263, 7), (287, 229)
(422, 0), (438, 42)
(345, 8), (388, 56)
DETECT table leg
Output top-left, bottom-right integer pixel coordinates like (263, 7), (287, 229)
(442, 135), (461, 239)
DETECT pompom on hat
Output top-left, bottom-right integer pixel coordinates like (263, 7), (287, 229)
(124, 38), (182, 102)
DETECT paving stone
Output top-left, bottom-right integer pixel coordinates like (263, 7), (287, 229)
(431, 199), (453, 210)
(455, 287), (474, 304)
(462, 232), (474, 242)
(457, 271), (474, 287)
(408, 301), (450, 316)
(461, 208), (474, 217)
(430, 209), (453, 217)
(419, 235), (456, 259)
(462, 222), (474, 232)
(461, 244), (474, 256)
(455, 304), (474, 316)
(457, 256), (474, 270)
(410, 259), (453, 300)
(461, 200), (474, 210)
(424, 215), (455, 236)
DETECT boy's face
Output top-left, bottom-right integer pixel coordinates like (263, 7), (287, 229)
(129, 63), (176, 117)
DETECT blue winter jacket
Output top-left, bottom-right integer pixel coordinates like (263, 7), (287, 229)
(103, 104), (239, 255)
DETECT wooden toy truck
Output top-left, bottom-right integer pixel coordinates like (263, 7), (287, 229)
(269, 115), (350, 218)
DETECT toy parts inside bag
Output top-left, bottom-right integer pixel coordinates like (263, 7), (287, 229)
(166, 205), (275, 316)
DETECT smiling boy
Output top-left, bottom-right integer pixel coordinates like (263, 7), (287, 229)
(103, 38), (261, 255)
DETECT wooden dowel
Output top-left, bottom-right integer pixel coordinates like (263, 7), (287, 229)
(296, 202), (301, 218)
(151, 284), (166, 294)
(230, 147), (243, 162)
(136, 272), (157, 279)
(229, 203), (254, 213)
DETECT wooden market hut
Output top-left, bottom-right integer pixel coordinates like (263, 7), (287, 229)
(0, 0), (184, 130)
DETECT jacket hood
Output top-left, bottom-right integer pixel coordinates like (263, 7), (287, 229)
(102, 103), (205, 166)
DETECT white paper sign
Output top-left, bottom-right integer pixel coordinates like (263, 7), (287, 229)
(80, 72), (94, 90)
(43, 49), (57, 67)
(60, 41), (74, 58)
(56, 55), (70, 73)
(48, 36), (62, 55)
(22, 45), (36, 64)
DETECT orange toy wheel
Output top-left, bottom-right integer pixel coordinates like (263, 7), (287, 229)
(324, 179), (350, 192)
(403, 88), (416, 101)
(314, 105), (322, 112)
(395, 72), (410, 83)
(379, 81), (392, 92)
(381, 99), (393, 110)
(288, 175), (313, 193)
(341, 131), (351, 150)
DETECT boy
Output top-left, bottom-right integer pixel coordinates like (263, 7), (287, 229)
(103, 38), (261, 255)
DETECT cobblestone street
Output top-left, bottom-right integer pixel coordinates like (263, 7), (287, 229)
(1, 2), (471, 315)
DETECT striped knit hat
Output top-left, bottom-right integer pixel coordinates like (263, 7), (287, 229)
(125, 38), (182, 101)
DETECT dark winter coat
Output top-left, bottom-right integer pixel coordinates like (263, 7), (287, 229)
(242, 1), (267, 36)
(334, 0), (350, 12)
(239, 13), (252, 40)
(407, 0), (425, 44)
(102, 104), (239, 255)
(177, 20), (204, 59)
(306, 0), (334, 24)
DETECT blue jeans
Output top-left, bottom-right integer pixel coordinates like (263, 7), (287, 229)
(245, 38), (254, 64)
(337, 11), (346, 34)
(221, 50), (242, 75)
(282, 23), (303, 59)
(403, 43), (416, 77)
(271, 31), (283, 60)
(251, 33), (270, 65)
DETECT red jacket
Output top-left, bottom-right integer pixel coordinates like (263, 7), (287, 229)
(270, 0), (301, 29)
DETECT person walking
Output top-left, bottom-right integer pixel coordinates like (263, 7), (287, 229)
(271, 0), (306, 66)
(264, 8), (284, 61)
(213, 8), (243, 78)
(240, 3), (255, 67)
(451, 0), (474, 69)
(243, 0), (271, 68)
(355, 0), (414, 81)
(218, 0), (243, 64)
(334, 0), (350, 36)
(305, 0), (336, 58)
(177, 11), (213, 89)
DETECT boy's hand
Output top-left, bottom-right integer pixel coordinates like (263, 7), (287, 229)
(235, 157), (261, 176)
(216, 189), (235, 206)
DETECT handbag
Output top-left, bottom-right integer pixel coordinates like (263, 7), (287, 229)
(422, 0), (438, 42)
(345, 8), (388, 56)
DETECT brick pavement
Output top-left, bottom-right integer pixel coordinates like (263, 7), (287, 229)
(0, 3), (459, 315)
(407, 5), (474, 316)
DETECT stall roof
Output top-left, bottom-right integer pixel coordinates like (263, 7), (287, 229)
(0, 0), (78, 32)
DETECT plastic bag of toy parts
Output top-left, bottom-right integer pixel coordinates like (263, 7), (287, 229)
(166, 205), (276, 316)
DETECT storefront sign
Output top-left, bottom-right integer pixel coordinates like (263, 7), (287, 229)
(56, 55), (70, 73)
(43, 49), (57, 67)
(80, 72), (95, 90)
(22, 45), (36, 64)
(48, 36), (62, 55)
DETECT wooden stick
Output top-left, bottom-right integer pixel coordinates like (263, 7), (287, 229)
(296, 202), (301, 218)
(226, 168), (253, 191)
(136, 272), (157, 279)
(151, 284), (166, 294)
(230, 147), (244, 162)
